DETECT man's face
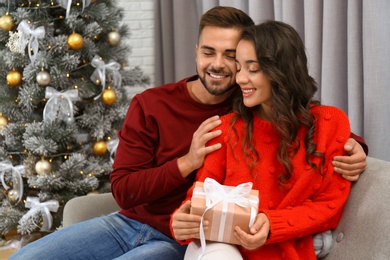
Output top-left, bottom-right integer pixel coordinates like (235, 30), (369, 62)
(196, 26), (241, 96)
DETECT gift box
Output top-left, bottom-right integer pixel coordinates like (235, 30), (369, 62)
(190, 178), (259, 245)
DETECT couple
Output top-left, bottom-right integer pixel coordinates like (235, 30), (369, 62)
(11, 6), (367, 260)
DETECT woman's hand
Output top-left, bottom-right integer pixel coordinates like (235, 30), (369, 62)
(233, 213), (270, 250)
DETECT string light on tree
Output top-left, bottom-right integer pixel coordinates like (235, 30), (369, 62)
(0, 13), (15, 31)
(101, 86), (117, 105)
(92, 140), (108, 156)
(67, 32), (84, 50)
(35, 158), (52, 175)
(7, 69), (23, 87)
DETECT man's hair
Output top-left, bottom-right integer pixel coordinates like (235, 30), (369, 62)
(198, 6), (254, 37)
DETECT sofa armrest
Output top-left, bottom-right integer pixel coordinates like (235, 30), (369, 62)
(62, 193), (120, 227)
(324, 157), (390, 259)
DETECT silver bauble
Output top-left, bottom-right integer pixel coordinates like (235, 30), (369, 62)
(36, 71), (51, 86)
(107, 31), (121, 46)
(7, 189), (19, 203)
(35, 159), (52, 174)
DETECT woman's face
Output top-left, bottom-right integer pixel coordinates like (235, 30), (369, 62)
(235, 39), (272, 118)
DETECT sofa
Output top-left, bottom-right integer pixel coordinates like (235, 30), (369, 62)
(63, 156), (390, 259)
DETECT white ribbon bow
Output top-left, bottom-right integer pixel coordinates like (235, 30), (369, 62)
(90, 55), (122, 99)
(0, 161), (24, 203)
(21, 197), (60, 232)
(198, 178), (257, 259)
(17, 20), (45, 64)
(107, 139), (119, 164)
(59, 0), (91, 18)
(43, 87), (79, 123)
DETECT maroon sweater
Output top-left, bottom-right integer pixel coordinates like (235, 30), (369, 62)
(110, 76), (234, 237)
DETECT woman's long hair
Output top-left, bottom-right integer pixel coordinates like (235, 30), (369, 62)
(231, 20), (324, 186)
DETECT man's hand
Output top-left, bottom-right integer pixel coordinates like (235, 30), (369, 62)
(171, 201), (208, 241)
(177, 116), (222, 178)
(333, 138), (367, 181)
(234, 213), (270, 250)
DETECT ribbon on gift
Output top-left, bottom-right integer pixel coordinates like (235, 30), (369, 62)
(107, 138), (119, 164)
(90, 55), (122, 100)
(197, 178), (258, 259)
(0, 161), (24, 203)
(21, 197), (60, 232)
(59, 0), (91, 18)
(43, 87), (78, 123)
(17, 20), (45, 64)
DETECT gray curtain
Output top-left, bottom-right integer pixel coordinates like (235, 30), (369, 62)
(154, 0), (390, 162)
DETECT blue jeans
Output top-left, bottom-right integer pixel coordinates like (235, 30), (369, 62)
(10, 213), (187, 260)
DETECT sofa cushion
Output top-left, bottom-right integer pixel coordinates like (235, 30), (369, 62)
(324, 157), (390, 259)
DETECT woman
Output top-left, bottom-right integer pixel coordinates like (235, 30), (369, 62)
(171, 20), (351, 259)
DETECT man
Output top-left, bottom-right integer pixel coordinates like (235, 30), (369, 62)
(11, 6), (367, 260)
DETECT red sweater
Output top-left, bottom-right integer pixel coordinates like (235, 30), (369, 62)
(183, 105), (351, 259)
(110, 76), (235, 237)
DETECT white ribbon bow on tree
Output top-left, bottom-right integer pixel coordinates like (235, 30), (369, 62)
(17, 20), (45, 64)
(90, 55), (122, 100)
(21, 197), (60, 232)
(198, 178), (257, 259)
(43, 87), (79, 123)
(107, 138), (119, 164)
(0, 161), (24, 203)
(59, 0), (91, 18)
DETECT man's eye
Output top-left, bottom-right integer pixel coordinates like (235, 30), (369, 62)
(203, 52), (213, 56)
(227, 56), (236, 60)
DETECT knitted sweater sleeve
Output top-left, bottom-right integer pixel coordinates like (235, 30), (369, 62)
(263, 106), (352, 244)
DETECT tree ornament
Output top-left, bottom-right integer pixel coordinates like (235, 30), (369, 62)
(36, 70), (51, 86)
(0, 114), (8, 129)
(7, 69), (23, 87)
(107, 31), (121, 46)
(101, 87), (117, 105)
(67, 32), (84, 50)
(0, 13), (15, 31)
(92, 140), (108, 156)
(7, 189), (19, 203)
(35, 158), (52, 175)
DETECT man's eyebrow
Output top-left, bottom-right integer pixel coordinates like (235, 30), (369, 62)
(200, 45), (236, 53)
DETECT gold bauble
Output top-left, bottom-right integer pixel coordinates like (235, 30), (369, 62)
(0, 115), (8, 130)
(35, 159), (52, 175)
(0, 14), (15, 31)
(67, 32), (84, 50)
(92, 140), (107, 156)
(7, 69), (23, 87)
(101, 88), (117, 105)
(36, 70), (51, 86)
(87, 190), (100, 195)
(107, 31), (121, 46)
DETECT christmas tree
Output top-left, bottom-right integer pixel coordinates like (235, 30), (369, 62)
(0, 0), (149, 241)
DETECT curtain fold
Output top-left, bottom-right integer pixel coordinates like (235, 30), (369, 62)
(154, 0), (390, 161)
